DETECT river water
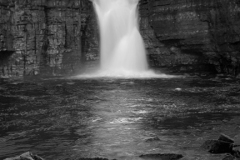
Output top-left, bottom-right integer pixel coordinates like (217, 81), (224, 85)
(0, 76), (240, 160)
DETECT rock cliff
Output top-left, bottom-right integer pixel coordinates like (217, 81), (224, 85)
(1, 0), (240, 77)
(139, 0), (240, 76)
(0, 0), (92, 77)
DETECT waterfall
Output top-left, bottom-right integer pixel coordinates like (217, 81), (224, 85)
(75, 0), (175, 78)
(92, 0), (150, 76)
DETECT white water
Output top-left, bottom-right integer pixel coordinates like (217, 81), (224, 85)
(93, 0), (147, 73)
(76, 0), (176, 78)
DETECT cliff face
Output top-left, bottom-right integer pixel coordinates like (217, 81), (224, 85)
(0, 0), (92, 77)
(140, 0), (240, 76)
(1, 0), (240, 77)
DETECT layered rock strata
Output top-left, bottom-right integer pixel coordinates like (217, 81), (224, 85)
(0, 0), (92, 77)
(1, 0), (240, 77)
(139, 0), (240, 75)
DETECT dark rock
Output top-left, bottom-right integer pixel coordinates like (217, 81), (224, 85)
(219, 134), (235, 144)
(4, 152), (44, 160)
(145, 136), (160, 142)
(139, 0), (240, 76)
(78, 158), (108, 160)
(78, 158), (115, 160)
(0, 0), (92, 77)
(201, 140), (233, 154)
(222, 154), (236, 160)
(1, 0), (240, 77)
(139, 153), (183, 160)
(233, 145), (240, 148)
(222, 153), (240, 160)
(231, 150), (240, 158)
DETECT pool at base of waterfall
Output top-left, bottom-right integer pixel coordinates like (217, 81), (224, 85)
(0, 76), (240, 160)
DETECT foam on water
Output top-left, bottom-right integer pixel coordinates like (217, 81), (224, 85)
(74, 70), (177, 79)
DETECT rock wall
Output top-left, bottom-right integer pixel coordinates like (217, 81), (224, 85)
(80, 8), (99, 73)
(1, 0), (240, 77)
(139, 0), (240, 76)
(0, 0), (92, 77)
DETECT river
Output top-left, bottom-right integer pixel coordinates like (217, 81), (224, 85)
(0, 76), (240, 159)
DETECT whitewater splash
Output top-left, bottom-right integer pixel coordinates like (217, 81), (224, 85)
(93, 0), (147, 73)
(76, 0), (175, 78)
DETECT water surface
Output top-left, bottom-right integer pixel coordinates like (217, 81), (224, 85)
(0, 77), (240, 159)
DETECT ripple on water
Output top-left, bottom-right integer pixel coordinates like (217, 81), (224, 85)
(109, 117), (143, 124)
(131, 110), (148, 114)
(1, 77), (240, 160)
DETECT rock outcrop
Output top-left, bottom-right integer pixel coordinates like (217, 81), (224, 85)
(139, 0), (240, 76)
(202, 134), (240, 159)
(4, 152), (115, 160)
(139, 153), (183, 160)
(1, 0), (240, 77)
(0, 0), (92, 77)
(4, 152), (44, 160)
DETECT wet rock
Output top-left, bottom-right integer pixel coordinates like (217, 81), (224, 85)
(139, 153), (183, 160)
(222, 154), (236, 160)
(0, 0), (92, 77)
(4, 152), (44, 160)
(219, 134), (235, 144)
(145, 136), (160, 142)
(222, 153), (240, 160)
(231, 150), (240, 158)
(201, 134), (240, 154)
(139, 0), (240, 76)
(233, 145), (240, 148)
(202, 134), (240, 159)
(221, 150), (240, 160)
(201, 140), (233, 154)
(78, 158), (115, 160)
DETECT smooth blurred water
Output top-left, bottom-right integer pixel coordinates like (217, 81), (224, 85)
(92, 0), (152, 75)
(0, 77), (240, 159)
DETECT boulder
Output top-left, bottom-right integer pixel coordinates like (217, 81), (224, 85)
(219, 134), (235, 144)
(139, 153), (183, 160)
(145, 137), (161, 142)
(201, 140), (233, 154)
(4, 152), (44, 160)
(222, 154), (238, 160)
(202, 134), (240, 159)
(231, 150), (240, 158)
(78, 158), (112, 160)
